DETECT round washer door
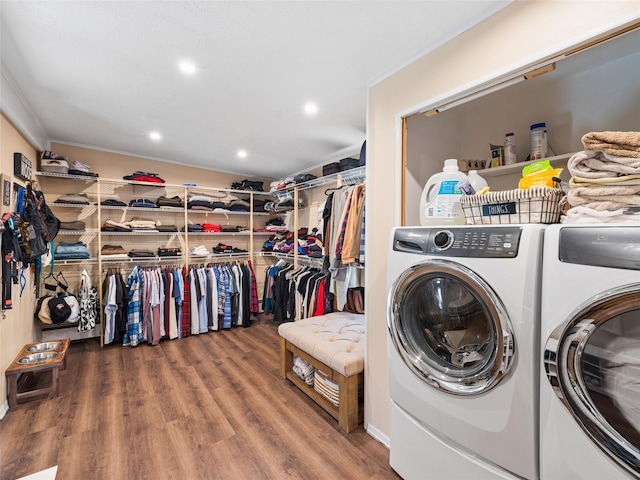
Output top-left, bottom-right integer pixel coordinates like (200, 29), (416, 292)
(544, 284), (640, 476)
(387, 259), (515, 396)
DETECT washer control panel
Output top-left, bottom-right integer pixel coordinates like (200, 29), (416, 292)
(394, 226), (522, 258)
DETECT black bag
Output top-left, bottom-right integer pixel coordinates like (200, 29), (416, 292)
(19, 184), (60, 262)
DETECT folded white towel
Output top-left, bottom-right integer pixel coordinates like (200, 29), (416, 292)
(568, 150), (640, 179)
(567, 184), (640, 211)
(570, 173), (640, 187)
(562, 206), (640, 224)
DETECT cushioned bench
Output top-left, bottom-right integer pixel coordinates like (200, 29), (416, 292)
(278, 312), (365, 432)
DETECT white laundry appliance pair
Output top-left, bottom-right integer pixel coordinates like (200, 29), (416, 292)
(387, 225), (546, 480)
(540, 224), (640, 479)
(387, 224), (640, 480)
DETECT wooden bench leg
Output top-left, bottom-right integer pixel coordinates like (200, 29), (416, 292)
(280, 337), (293, 380)
(338, 373), (360, 433)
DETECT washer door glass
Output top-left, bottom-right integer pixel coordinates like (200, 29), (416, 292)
(545, 285), (640, 476)
(388, 260), (514, 396)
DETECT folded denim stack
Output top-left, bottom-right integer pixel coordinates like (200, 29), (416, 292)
(59, 220), (86, 231)
(56, 241), (90, 259)
(182, 223), (203, 232)
(128, 198), (157, 208)
(54, 193), (91, 205)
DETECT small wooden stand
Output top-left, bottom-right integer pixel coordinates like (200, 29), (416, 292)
(5, 338), (70, 408)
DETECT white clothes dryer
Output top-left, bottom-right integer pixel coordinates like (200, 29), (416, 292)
(541, 224), (640, 479)
(387, 225), (546, 480)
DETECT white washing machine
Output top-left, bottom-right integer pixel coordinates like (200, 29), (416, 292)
(541, 224), (640, 479)
(387, 225), (546, 480)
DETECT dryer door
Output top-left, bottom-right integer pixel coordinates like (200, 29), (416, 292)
(544, 284), (640, 476)
(387, 259), (514, 396)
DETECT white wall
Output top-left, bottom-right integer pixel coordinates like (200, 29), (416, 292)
(365, 0), (640, 442)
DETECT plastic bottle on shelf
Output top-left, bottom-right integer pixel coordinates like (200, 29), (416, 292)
(419, 159), (467, 226)
(530, 123), (547, 161)
(467, 170), (488, 192)
(504, 132), (517, 164)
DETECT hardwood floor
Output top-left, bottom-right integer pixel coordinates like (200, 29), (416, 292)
(1, 316), (400, 480)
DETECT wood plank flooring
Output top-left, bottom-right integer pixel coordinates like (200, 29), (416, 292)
(0, 315), (400, 480)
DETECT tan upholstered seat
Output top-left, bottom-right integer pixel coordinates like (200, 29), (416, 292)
(277, 312), (365, 377)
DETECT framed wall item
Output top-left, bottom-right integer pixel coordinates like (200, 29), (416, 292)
(13, 152), (33, 182)
(1, 174), (11, 206)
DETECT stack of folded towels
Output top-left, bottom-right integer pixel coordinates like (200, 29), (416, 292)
(564, 131), (640, 224)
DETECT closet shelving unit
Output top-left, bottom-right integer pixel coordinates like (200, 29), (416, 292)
(272, 165), (366, 267)
(35, 171), (277, 344)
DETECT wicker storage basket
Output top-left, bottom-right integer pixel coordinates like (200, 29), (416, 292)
(460, 187), (564, 225)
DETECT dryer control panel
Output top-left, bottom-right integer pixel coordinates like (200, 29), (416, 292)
(394, 226), (522, 258)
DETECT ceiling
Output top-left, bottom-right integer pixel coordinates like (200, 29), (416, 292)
(1, 1), (511, 179)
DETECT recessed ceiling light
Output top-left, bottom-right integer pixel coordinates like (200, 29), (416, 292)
(178, 60), (197, 75)
(149, 131), (162, 141)
(304, 102), (318, 116)
(237, 150), (248, 159)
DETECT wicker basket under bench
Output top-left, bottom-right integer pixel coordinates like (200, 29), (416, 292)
(278, 312), (365, 433)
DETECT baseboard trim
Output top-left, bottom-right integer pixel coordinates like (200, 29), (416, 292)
(366, 423), (390, 449)
(0, 400), (9, 420)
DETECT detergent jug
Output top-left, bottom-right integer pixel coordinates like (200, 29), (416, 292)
(419, 159), (467, 226)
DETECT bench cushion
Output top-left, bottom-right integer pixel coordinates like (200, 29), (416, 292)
(278, 312), (365, 377)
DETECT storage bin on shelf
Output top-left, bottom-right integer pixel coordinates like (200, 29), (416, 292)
(459, 187), (564, 225)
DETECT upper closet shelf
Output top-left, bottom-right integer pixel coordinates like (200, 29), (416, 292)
(480, 152), (574, 178)
(276, 165), (366, 194)
(35, 171), (98, 182)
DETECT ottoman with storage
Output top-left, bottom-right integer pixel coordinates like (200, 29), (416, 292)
(278, 312), (365, 432)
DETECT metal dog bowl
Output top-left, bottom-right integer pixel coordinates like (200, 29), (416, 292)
(17, 352), (60, 365)
(26, 341), (63, 353)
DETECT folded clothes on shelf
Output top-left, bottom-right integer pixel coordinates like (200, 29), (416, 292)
(129, 198), (158, 208)
(182, 223), (203, 232)
(230, 179), (264, 191)
(156, 195), (184, 208)
(128, 249), (155, 258)
(70, 159), (91, 173)
(123, 171), (165, 183)
(59, 220), (86, 231)
(102, 219), (131, 232)
(55, 241), (90, 259)
(128, 217), (157, 229)
(201, 223), (222, 233)
(101, 244), (127, 255)
(190, 245), (209, 256)
(228, 199), (250, 212)
(212, 243), (247, 254)
(158, 247), (182, 257)
(156, 224), (179, 232)
(101, 199), (128, 207)
(54, 193), (91, 205)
